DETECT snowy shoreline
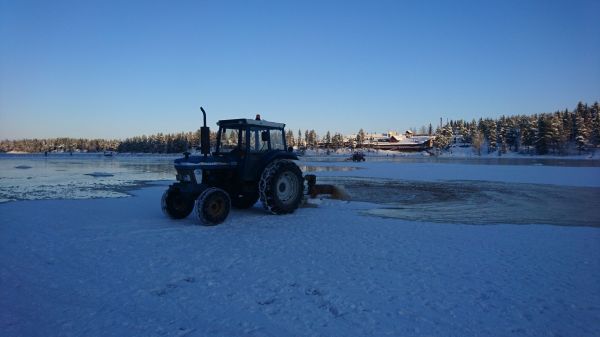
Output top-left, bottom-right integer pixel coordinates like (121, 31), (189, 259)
(2, 149), (599, 161)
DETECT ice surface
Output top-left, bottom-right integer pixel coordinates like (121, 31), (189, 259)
(1, 185), (599, 337)
(0, 153), (177, 202)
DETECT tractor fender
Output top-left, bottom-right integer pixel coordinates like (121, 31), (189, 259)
(260, 151), (298, 168)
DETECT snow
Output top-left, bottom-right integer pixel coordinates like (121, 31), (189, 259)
(1, 160), (600, 337)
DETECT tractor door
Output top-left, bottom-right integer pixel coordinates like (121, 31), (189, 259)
(215, 126), (246, 179)
(242, 128), (287, 181)
(242, 127), (270, 181)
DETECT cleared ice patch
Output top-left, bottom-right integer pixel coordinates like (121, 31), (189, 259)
(319, 177), (600, 227)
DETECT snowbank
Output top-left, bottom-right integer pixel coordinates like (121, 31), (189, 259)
(1, 183), (599, 337)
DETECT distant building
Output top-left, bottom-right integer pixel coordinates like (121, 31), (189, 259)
(343, 130), (433, 152)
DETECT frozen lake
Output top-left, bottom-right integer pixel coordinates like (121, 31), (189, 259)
(1, 153), (599, 227)
(0, 153), (177, 203)
(1, 153), (600, 337)
(0, 153), (357, 203)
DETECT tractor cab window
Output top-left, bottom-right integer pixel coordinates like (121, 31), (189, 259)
(247, 128), (285, 152)
(218, 128), (247, 153)
(269, 129), (285, 150)
(248, 128), (269, 152)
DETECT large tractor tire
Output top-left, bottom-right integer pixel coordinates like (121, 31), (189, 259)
(195, 187), (231, 225)
(231, 190), (259, 209)
(161, 187), (194, 219)
(259, 160), (304, 214)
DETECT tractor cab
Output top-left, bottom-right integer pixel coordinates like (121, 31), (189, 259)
(214, 116), (294, 181)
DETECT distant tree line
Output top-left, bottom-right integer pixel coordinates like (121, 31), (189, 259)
(2, 101), (598, 155)
(285, 129), (319, 148)
(116, 131), (213, 153)
(433, 101), (600, 155)
(0, 131), (213, 154)
(0, 137), (120, 153)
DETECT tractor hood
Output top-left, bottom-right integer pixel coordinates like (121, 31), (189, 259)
(174, 155), (238, 171)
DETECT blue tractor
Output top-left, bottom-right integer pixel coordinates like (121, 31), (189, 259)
(161, 107), (304, 225)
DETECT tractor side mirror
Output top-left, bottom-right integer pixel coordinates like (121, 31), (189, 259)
(261, 131), (270, 142)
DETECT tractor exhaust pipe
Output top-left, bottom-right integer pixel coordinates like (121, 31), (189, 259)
(200, 107), (210, 157)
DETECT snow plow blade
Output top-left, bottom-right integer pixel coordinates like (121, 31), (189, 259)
(304, 174), (351, 201)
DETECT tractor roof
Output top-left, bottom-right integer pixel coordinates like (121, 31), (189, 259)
(217, 118), (285, 129)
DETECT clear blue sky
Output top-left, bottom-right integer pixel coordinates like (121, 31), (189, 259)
(1, 0), (599, 139)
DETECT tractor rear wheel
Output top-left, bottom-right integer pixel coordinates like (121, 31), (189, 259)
(259, 160), (304, 214)
(195, 187), (231, 225)
(161, 188), (194, 219)
(231, 191), (259, 209)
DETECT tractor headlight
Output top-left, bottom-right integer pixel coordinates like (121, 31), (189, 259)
(193, 169), (202, 182)
(176, 172), (192, 182)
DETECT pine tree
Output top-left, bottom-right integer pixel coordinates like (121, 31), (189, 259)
(591, 103), (600, 146)
(285, 129), (295, 147)
(433, 124), (452, 152)
(575, 114), (589, 147)
(497, 118), (508, 154)
(325, 131), (331, 147)
(308, 130), (318, 148)
(357, 129), (366, 148)
(471, 128), (483, 156)
(487, 120), (497, 153)
(456, 121), (469, 143)
(332, 133), (343, 149)
(535, 116), (549, 154)
(304, 130), (309, 147)
(503, 118), (518, 151)
(549, 114), (561, 153)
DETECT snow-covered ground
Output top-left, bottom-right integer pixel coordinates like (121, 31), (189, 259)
(1, 159), (600, 337)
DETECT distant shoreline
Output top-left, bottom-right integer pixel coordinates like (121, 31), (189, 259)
(1, 148), (598, 161)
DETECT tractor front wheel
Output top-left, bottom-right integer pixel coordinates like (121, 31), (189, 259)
(161, 188), (194, 219)
(195, 187), (231, 225)
(259, 160), (304, 214)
